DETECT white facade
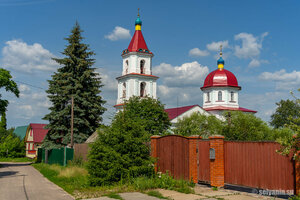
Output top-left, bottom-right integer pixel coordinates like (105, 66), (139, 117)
(115, 52), (158, 108)
(202, 87), (239, 109)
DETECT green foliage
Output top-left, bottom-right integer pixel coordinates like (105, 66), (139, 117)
(33, 163), (89, 194)
(123, 96), (171, 136)
(0, 128), (25, 158)
(174, 113), (222, 138)
(222, 111), (274, 141)
(0, 68), (19, 114)
(0, 112), (7, 130)
(43, 22), (106, 149)
(270, 99), (300, 128)
(276, 89), (300, 160)
(133, 173), (194, 194)
(147, 190), (169, 199)
(88, 96), (169, 186)
(173, 111), (292, 141)
(103, 193), (124, 200)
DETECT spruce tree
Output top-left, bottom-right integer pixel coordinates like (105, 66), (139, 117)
(43, 23), (106, 149)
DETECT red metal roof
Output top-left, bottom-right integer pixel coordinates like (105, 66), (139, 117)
(201, 69), (241, 89)
(204, 106), (257, 113)
(127, 30), (150, 53)
(164, 105), (200, 120)
(29, 123), (48, 143)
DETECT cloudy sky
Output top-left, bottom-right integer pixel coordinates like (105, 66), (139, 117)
(0, 0), (299, 127)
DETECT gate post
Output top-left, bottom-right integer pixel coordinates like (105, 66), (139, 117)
(151, 135), (160, 173)
(188, 135), (201, 183)
(296, 151), (300, 195)
(209, 135), (225, 188)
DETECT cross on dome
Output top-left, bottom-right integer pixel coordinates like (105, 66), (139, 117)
(217, 44), (225, 70)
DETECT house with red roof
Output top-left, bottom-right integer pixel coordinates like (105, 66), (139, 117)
(165, 105), (212, 126)
(25, 123), (48, 158)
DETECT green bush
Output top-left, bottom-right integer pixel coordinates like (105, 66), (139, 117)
(87, 97), (169, 186)
(0, 128), (25, 158)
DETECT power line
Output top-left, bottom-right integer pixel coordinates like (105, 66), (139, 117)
(15, 80), (46, 90)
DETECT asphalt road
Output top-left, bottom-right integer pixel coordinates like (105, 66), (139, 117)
(0, 162), (74, 200)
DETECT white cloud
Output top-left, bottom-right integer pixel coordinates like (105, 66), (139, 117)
(234, 32), (268, 58)
(248, 59), (269, 68)
(105, 26), (131, 41)
(259, 69), (300, 90)
(153, 61), (209, 87)
(189, 48), (210, 57)
(19, 84), (30, 92)
(207, 40), (229, 51)
(2, 40), (58, 73)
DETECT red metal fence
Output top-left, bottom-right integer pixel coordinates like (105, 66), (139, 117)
(198, 140), (210, 183)
(224, 141), (294, 191)
(151, 135), (298, 195)
(156, 135), (189, 180)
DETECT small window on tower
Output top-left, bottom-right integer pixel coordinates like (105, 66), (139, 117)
(122, 83), (126, 98)
(140, 60), (145, 74)
(125, 60), (129, 74)
(230, 91), (234, 102)
(140, 82), (146, 97)
(206, 92), (210, 102)
(218, 91), (222, 101)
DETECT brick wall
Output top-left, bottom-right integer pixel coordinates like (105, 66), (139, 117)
(209, 135), (225, 187)
(188, 135), (201, 183)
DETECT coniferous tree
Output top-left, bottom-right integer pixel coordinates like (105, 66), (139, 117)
(43, 23), (106, 149)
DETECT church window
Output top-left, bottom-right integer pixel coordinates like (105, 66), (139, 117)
(140, 60), (145, 74)
(207, 92), (210, 102)
(218, 91), (222, 101)
(125, 60), (129, 74)
(230, 91), (234, 102)
(140, 82), (146, 97)
(122, 83), (126, 98)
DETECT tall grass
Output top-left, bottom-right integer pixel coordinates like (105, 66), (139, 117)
(33, 163), (195, 199)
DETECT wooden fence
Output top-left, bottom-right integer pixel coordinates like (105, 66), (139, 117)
(74, 143), (90, 161)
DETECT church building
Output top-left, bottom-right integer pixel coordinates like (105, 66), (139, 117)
(114, 12), (158, 111)
(115, 13), (256, 122)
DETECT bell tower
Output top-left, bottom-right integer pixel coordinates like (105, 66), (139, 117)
(114, 11), (158, 110)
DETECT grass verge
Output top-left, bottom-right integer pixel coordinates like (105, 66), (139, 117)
(0, 157), (32, 162)
(33, 163), (194, 199)
(147, 190), (169, 199)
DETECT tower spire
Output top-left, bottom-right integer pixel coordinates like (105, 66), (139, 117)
(135, 8), (142, 30)
(217, 44), (225, 70)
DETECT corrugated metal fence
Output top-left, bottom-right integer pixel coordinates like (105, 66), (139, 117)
(224, 141), (294, 191)
(37, 147), (74, 166)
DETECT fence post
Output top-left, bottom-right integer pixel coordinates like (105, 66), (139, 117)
(296, 151), (300, 195)
(151, 135), (160, 173)
(188, 135), (201, 183)
(209, 135), (225, 188)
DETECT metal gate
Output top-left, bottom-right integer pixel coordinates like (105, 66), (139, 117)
(198, 140), (210, 183)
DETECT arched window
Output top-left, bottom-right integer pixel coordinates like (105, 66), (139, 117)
(125, 60), (129, 74)
(218, 91), (222, 101)
(140, 82), (146, 97)
(140, 60), (145, 74)
(122, 83), (126, 98)
(207, 92), (210, 102)
(230, 91), (234, 102)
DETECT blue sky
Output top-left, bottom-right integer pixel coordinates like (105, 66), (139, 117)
(1, 0), (299, 127)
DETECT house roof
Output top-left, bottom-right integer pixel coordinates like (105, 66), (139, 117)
(28, 123), (49, 143)
(13, 125), (28, 140)
(164, 105), (201, 120)
(204, 106), (257, 113)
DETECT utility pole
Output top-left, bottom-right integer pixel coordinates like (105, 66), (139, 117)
(70, 95), (74, 148)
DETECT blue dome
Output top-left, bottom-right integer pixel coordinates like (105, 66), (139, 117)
(217, 57), (225, 65)
(135, 17), (142, 25)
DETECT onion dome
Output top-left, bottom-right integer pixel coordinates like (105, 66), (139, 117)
(122, 10), (151, 55)
(201, 46), (240, 90)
